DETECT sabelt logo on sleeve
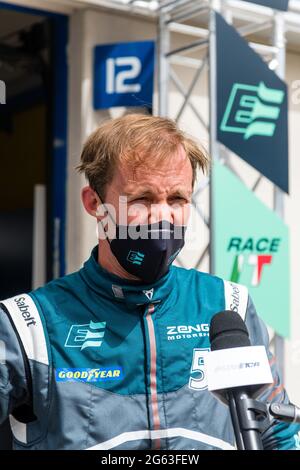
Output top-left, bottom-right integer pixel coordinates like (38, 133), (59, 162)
(14, 297), (36, 327)
(229, 283), (240, 313)
(224, 280), (248, 321)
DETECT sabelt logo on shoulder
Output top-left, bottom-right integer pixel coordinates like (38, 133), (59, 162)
(229, 282), (241, 313)
(56, 367), (123, 383)
(167, 324), (209, 341)
(14, 297), (36, 327)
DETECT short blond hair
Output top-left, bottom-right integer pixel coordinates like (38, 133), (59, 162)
(77, 114), (209, 200)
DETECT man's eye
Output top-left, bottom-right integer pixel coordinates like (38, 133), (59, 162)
(131, 197), (149, 203)
(169, 197), (188, 203)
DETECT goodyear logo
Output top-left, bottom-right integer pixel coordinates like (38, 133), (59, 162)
(55, 367), (123, 383)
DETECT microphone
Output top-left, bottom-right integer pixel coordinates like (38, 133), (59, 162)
(207, 311), (273, 450)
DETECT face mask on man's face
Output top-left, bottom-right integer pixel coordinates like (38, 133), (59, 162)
(96, 198), (186, 284)
(109, 220), (186, 284)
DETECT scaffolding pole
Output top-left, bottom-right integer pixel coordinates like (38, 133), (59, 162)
(209, 0), (221, 274)
(273, 10), (287, 381)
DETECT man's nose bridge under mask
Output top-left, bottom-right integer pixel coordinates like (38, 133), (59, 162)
(148, 202), (173, 225)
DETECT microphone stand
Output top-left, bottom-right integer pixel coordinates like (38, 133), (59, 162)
(269, 402), (300, 424)
(228, 388), (270, 450)
(228, 396), (300, 450)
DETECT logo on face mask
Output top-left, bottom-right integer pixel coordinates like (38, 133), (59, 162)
(64, 320), (106, 351)
(127, 250), (145, 265)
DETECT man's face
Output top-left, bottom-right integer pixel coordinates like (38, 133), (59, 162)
(102, 145), (193, 227)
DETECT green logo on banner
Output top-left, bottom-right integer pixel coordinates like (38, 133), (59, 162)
(220, 81), (285, 140)
(228, 237), (281, 285)
(212, 161), (290, 338)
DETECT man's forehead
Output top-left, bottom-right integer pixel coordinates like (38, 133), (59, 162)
(123, 184), (192, 198)
(117, 168), (192, 195)
(114, 150), (192, 189)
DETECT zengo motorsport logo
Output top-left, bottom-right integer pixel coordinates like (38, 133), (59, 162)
(227, 237), (281, 287)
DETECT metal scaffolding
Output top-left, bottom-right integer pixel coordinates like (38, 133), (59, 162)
(157, 0), (300, 379)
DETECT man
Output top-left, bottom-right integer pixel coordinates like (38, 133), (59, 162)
(0, 114), (299, 450)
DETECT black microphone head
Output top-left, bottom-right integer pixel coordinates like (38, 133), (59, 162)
(209, 310), (251, 351)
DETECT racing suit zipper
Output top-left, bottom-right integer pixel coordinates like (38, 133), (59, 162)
(145, 302), (161, 449)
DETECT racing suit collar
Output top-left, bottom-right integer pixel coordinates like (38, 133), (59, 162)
(80, 245), (176, 308)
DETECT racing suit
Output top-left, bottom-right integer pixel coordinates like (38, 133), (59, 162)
(0, 245), (299, 450)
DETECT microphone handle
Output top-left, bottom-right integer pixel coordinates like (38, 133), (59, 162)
(229, 388), (264, 450)
(228, 392), (245, 450)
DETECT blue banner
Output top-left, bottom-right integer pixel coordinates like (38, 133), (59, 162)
(216, 13), (289, 193)
(242, 0), (289, 11)
(93, 40), (154, 109)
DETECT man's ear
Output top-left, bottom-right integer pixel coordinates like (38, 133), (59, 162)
(81, 186), (102, 218)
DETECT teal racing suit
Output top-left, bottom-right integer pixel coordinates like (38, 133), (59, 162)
(0, 245), (299, 450)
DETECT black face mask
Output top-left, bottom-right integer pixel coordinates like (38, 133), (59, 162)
(108, 220), (186, 284)
(97, 198), (186, 283)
